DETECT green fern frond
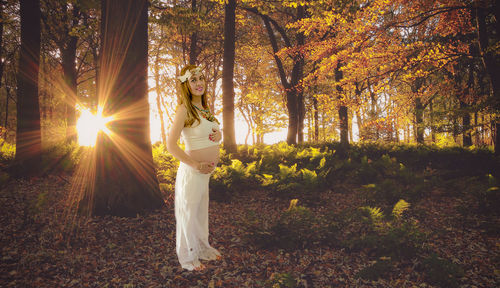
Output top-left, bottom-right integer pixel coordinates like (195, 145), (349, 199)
(245, 161), (257, 176)
(360, 206), (384, 224)
(318, 157), (326, 169)
(392, 199), (410, 220)
(301, 168), (317, 184)
(231, 159), (244, 171)
(288, 199), (299, 211)
(310, 147), (323, 160)
(279, 163), (298, 179)
(297, 149), (309, 158)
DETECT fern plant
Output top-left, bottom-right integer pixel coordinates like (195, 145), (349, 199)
(347, 200), (425, 260)
(392, 199), (410, 221)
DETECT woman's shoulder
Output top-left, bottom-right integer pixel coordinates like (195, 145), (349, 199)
(175, 103), (190, 118)
(176, 103), (188, 113)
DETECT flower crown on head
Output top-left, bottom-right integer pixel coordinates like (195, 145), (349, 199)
(177, 67), (202, 83)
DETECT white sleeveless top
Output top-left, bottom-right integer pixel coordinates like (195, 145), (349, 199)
(181, 116), (220, 151)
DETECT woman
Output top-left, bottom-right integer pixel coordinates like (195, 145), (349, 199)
(166, 65), (222, 271)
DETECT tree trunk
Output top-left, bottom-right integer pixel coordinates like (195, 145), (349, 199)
(297, 91), (305, 143)
(153, 37), (167, 145)
(476, 5), (500, 154)
(395, 116), (400, 143)
(222, 0), (237, 152)
(474, 112), (480, 145)
(286, 90), (298, 144)
(313, 96), (319, 142)
(295, 6), (305, 143)
(155, 92), (167, 145)
(339, 106), (348, 145)
(256, 7), (305, 145)
(495, 121), (500, 155)
(356, 110), (363, 142)
(348, 110), (353, 143)
(238, 105), (252, 145)
(84, 0), (164, 217)
(14, 0), (42, 177)
(429, 100), (435, 143)
(0, 0), (4, 93)
(62, 34), (78, 143)
(4, 85), (10, 137)
(415, 97), (424, 144)
(335, 64), (348, 147)
(189, 0), (198, 65)
(460, 101), (472, 147)
(368, 81), (379, 140)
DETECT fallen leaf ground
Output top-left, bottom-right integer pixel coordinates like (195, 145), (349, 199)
(0, 172), (498, 287)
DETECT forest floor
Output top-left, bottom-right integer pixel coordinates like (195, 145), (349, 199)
(0, 169), (499, 287)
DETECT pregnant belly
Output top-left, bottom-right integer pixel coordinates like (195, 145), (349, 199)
(186, 144), (220, 166)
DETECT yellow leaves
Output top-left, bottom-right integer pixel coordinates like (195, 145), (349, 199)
(288, 199), (299, 211)
(281, 0), (308, 9)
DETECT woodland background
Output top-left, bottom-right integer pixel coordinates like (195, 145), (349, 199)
(0, 0), (499, 287)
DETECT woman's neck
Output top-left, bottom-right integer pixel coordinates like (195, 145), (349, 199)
(191, 96), (202, 107)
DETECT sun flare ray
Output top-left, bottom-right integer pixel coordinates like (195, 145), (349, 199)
(76, 106), (114, 147)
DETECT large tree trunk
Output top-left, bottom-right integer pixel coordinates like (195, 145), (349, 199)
(222, 0), (237, 152)
(0, 0), (4, 93)
(82, 0), (164, 217)
(14, 0), (42, 177)
(476, 5), (500, 154)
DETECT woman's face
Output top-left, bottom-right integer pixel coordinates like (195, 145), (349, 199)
(188, 71), (205, 97)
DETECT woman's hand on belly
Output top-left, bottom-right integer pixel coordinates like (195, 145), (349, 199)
(197, 161), (215, 174)
(187, 146), (220, 173)
(209, 128), (222, 142)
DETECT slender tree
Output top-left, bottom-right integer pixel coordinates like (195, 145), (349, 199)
(189, 0), (199, 65)
(41, 0), (82, 142)
(81, 0), (164, 217)
(222, 0), (236, 152)
(0, 0), (4, 93)
(14, 0), (42, 177)
(244, 4), (306, 145)
(474, 2), (499, 154)
(335, 63), (349, 147)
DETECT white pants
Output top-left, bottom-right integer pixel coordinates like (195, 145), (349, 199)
(175, 162), (220, 270)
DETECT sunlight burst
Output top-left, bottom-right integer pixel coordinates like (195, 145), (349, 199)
(76, 107), (114, 147)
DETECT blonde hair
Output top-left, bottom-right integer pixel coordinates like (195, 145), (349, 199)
(177, 65), (209, 127)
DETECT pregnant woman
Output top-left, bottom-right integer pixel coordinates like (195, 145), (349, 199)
(167, 65), (222, 271)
